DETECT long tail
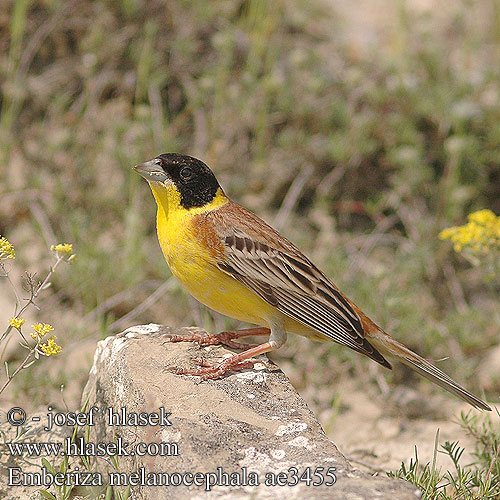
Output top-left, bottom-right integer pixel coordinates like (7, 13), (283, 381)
(370, 332), (491, 411)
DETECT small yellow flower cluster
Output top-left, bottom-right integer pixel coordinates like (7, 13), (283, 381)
(51, 243), (77, 262)
(39, 336), (62, 356)
(30, 323), (62, 355)
(31, 322), (54, 340)
(9, 317), (25, 329)
(439, 209), (500, 254)
(51, 243), (73, 254)
(0, 236), (15, 261)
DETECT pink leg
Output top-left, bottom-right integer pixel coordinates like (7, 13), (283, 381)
(168, 327), (270, 350)
(169, 341), (277, 380)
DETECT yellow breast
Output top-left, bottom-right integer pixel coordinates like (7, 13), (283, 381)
(151, 183), (277, 325)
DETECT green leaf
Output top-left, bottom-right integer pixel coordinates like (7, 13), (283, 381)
(0, 326), (13, 342)
(41, 458), (56, 475)
(59, 455), (69, 473)
(123, 485), (132, 500)
(39, 490), (57, 500)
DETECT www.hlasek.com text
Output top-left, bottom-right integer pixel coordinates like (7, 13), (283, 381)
(7, 437), (178, 458)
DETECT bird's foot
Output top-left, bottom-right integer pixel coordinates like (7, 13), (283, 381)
(168, 327), (270, 350)
(168, 339), (274, 381)
(168, 357), (259, 381)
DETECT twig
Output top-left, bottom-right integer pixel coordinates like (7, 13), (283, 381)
(0, 189), (47, 204)
(344, 214), (399, 281)
(81, 280), (164, 323)
(345, 455), (387, 474)
(0, 347), (35, 395)
(29, 199), (57, 250)
(31, 256), (64, 302)
(107, 278), (174, 333)
(178, 74), (208, 157)
(485, 440), (500, 484)
(442, 261), (468, 313)
(1, 262), (22, 310)
(17, 0), (80, 78)
(188, 295), (204, 328)
(316, 165), (347, 198)
(0, 255), (64, 341)
(148, 83), (165, 152)
(273, 165), (313, 231)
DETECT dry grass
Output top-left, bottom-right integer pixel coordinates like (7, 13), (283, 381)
(0, 1), (499, 496)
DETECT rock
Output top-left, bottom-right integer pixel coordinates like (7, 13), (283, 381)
(82, 324), (420, 500)
(0, 409), (76, 500)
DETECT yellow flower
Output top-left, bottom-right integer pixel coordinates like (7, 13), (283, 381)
(467, 209), (497, 225)
(51, 243), (76, 262)
(9, 317), (25, 329)
(439, 209), (500, 256)
(51, 243), (73, 255)
(39, 335), (62, 356)
(0, 236), (15, 261)
(31, 323), (54, 339)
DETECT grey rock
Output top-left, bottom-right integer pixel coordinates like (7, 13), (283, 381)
(0, 410), (75, 500)
(82, 324), (421, 500)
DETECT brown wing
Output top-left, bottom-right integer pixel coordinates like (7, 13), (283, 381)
(195, 201), (391, 368)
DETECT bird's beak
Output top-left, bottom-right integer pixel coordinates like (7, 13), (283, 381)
(133, 158), (169, 183)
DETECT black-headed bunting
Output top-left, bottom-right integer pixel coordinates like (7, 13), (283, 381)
(134, 153), (491, 411)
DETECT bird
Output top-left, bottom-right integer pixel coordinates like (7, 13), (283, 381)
(134, 153), (491, 411)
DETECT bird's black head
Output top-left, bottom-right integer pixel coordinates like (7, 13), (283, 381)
(134, 153), (221, 209)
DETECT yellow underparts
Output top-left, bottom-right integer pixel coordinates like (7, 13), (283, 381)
(149, 181), (326, 341)
(149, 182), (275, 324)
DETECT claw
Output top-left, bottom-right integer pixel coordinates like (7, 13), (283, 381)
(167, 330), (262, 350)
(167, 357), (259, 380)
(166, 331), (273, 381)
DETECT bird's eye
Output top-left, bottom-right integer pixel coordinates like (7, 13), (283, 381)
(180, 167), (194, 180)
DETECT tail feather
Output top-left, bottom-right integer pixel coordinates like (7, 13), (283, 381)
(370, 333), (491, 411)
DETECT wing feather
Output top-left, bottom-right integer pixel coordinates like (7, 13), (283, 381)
(212, 217), (390, 367)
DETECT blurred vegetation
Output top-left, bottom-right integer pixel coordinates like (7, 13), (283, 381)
(0, 0), (499, 419)
(389, 411), (500, 499)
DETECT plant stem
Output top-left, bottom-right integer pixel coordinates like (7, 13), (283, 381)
(0, 255), (63, 339)
(0, 347), (36, 395)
